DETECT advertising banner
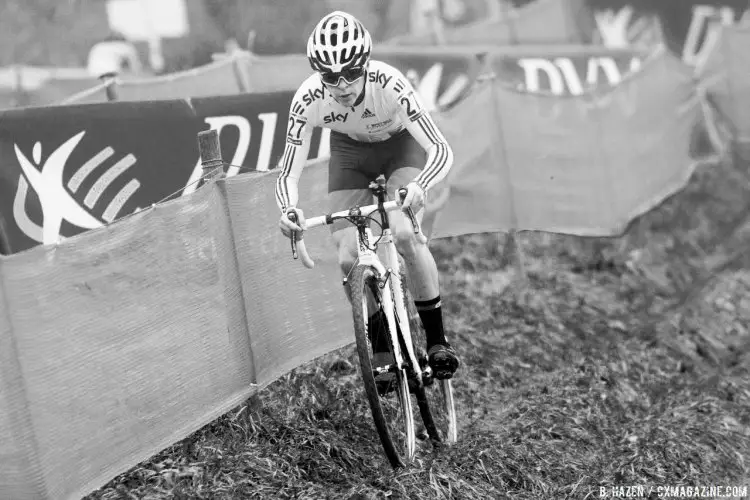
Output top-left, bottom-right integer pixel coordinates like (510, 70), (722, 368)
(0, 100), (200, 253)
(422, 49), (702, 239)
(586, 0), (749, 67)
(487, 45), (646, 95)
(654, 0), (748, 67)
(0, 91), (327, 254)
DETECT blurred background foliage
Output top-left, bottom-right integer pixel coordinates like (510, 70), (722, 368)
(6, 0), (747, 72)
(0, 0), (416, 72)
(0, 0), (526, 72)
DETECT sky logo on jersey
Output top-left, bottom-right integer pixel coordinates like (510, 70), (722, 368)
(302, 84), (326, 106)
(323, 112), (348, 124)
(368, 69), (393, 89)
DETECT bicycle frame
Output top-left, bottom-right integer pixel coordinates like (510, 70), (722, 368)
(351, 180), (426, 387)
(288, 176), (429, 386)
(287, 179), (458, 458)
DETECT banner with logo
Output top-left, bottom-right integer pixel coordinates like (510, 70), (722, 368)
(0, 100), (200, 253)
(650, 0), (748, 67)
(585, 0), (749, 67)
(0, 90), (327, 255)
(417, 49), (702, 238)
(189, 92), (330, 182)
(487, 44), (646, 95)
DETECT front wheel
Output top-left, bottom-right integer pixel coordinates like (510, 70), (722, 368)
(350, 264), (416, 469)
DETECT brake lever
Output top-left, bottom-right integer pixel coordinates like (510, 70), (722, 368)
(398, 188), (427, 243)
(286, 210), (300, 260)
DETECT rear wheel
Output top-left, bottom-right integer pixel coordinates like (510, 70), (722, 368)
(350, 264), (416, 468)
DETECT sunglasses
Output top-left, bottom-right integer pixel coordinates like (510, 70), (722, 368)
(319, 66), (366, 86)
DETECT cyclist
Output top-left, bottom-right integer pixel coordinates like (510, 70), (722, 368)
(276, 11), (460, 381)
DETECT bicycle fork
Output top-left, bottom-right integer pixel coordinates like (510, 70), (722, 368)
(351, 206), (425, 386)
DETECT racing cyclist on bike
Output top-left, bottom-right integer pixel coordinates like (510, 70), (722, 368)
(276, 11), (460, 381)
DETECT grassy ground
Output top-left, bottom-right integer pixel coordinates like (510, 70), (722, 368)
(81, 153), (750, 499)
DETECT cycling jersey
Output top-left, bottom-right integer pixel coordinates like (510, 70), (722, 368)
(275, 60), (454, 212)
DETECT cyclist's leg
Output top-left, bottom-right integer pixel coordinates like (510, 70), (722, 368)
(384, 139), (459, 377)
(385, 168), (438, 299)
(329, 189), (373, 287)
(327, 131), (379, 299)
(327, 132), (392, 366)
(330, 189), (394, 391)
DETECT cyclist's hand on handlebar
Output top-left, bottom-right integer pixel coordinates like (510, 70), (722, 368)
(279, 207), (306, 239)
(398, 182), (425, 212)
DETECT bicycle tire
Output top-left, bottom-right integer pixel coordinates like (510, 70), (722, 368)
(398, 267), (458, 445)
(350, 264), (416, 469)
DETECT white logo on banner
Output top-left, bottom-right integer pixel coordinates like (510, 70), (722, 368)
(516, 56), (643, 120)
(593, 6), (660, 48)
(682, 5), (743, 69)
(594, 4), (748, 68)
(182, 113), (331, 196)
(517, 56), (642, 96)
(405, 63), (470, 112)
(13, 131), (141, 245)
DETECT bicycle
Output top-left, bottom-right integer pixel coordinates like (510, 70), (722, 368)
(285, 175), (458, 469)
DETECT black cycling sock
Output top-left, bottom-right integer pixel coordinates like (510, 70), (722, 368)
(367, 309), (390, 353)
(415, 296), (447, 349)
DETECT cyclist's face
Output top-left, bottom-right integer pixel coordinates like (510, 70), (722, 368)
(325, 76), (365, 107)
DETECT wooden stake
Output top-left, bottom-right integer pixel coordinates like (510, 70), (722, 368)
(197, 129), (225, 182)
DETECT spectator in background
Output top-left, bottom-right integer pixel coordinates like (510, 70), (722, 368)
(86, 31), (143, 80)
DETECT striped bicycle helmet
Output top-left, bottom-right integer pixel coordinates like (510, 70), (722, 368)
(306, 11), (372, 74)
